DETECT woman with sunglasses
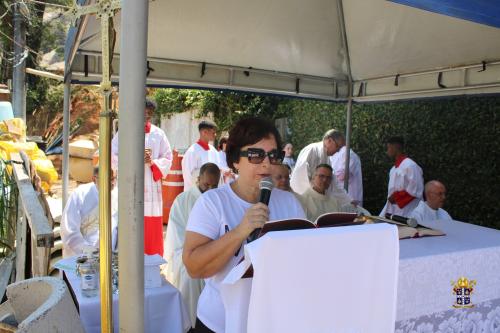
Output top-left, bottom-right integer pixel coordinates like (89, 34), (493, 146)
(183, 117), (305, 333)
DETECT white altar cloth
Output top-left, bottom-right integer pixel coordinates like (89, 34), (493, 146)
(58, 257), (192, 333)
(221, 223), (400, 333)
(396, 219), (500, 332)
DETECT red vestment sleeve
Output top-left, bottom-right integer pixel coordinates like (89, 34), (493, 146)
(393, 190), (415, 209)
(150, 162), (163, 182)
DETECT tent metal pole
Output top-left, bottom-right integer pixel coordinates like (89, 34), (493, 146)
(344, 98), (353, 191)
(13, 1), (26, 120)
(337, 0), (353, 192)
(25, 68), (63, 81)
(118, 0), (148, 331)
(62, 72), (71, 210)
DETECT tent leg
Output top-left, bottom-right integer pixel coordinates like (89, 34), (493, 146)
(118, 0), (148, 332)
(62, 73), (71, 210)
(13, 2), (26, 120)
(343, 98), (352, 192)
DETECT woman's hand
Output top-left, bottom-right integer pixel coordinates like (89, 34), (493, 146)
(235, 203), (269, 238)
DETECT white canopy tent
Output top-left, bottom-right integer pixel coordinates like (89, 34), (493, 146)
(62, 1), (500, 331)
(66, 0), (500, 101)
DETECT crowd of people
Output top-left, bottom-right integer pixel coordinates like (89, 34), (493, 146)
(60, 102), (453, 332)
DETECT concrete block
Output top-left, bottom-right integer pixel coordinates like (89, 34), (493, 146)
(6, 277), (85, 333)
(69, 139), (98, 159)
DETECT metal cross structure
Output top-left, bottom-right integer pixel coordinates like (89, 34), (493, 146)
(65, 1), (121, 332)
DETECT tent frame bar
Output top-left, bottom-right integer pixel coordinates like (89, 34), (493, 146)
(360, 59), (500, 82)
(70, 71), (346, 101)
(75, 50), (346, 83)
(354, 82), (500, 102)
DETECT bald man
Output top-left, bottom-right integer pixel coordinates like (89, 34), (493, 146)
(410, 180), (452, 223)
(164, 163), (221, 325)
(272, 164), (292, 191)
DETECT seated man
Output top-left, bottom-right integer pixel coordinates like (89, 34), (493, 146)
(61, 167), (118, 258)
(164, 162), (220, 325)
(410, 180), (452, 223)
(298, 164), (343, 222)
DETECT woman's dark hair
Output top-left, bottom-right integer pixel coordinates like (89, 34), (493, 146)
(226, 117), (283, 172)
(218, 137), (228, 151)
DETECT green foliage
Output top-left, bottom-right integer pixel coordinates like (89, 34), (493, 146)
(0, 1), (71, 113)
(45, 83), (65, 112)
(154, 89), (206, 118)
(26, 77), (50, 114)
(287, 96), (500, 229)
(153, 89), (288, 133)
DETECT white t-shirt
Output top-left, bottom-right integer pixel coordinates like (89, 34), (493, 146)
(186, 183), (306, 332)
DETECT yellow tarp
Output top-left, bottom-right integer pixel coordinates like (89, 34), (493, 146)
(0, 140), (58, 193)
(0, 118), (27, 142)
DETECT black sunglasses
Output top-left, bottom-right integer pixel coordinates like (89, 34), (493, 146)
(240, 148), (284, 165)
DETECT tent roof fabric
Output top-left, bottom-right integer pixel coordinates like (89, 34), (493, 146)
(65, 0), (500, 101)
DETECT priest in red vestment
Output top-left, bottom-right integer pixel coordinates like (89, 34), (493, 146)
(112, 98), (173, 256)
(380, 136), (424, 217)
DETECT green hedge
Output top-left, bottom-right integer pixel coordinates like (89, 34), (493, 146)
(287, 96), (500, 229)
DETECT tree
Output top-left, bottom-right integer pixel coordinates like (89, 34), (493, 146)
(153, 88), (290, 133)
(0, 0), (71, 114)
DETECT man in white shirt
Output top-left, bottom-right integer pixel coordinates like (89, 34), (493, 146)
(61, 167), (118, 258)
(410, 180), (452, 223)
(380, 137), (424, 217)
(164, 163), (221, 326)
(290, 129), (353, 206)
(112, 98), (173, 256)
(329, 132), (363, 205)
(298, 164), (342, 222)
(182, 120), (222, 191)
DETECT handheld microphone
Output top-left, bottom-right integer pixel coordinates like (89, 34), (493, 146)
(247, 177), (274, 243)
(385, 213), (418, 228)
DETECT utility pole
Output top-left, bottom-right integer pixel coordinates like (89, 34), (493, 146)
(13, 1), (27, 120)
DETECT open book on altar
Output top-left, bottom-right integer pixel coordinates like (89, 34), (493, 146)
(395, 225), (445, 239)
(355, 215), (446, 240)
(256, 212), (445, 240)
(256, 212), (364, 238)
